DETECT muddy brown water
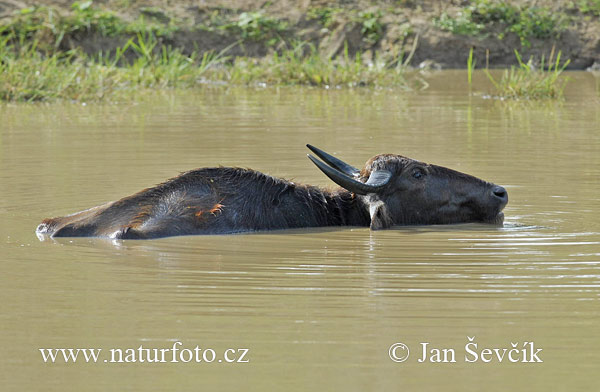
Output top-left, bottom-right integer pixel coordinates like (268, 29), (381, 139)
(1, 72), (600, 390)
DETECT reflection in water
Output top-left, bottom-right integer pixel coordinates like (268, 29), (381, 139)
(1, 72), (600, 391)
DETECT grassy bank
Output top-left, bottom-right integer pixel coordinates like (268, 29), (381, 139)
(484, 49), (571, 99)
(0, 2), (574, 102)
(0, 4), (416, 102)
(434, 0), (569, 47)
(0, 36), (415, 102)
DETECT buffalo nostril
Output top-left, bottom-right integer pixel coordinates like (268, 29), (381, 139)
(492, 186), (508, 201)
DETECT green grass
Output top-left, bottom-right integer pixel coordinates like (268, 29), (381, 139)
(307, 7), (384, 45)
(306, 6), (342, 28)
(435, 11), (484, 36)
(467, 47), (475, 86)
(0, 1), (573, 103)
(573, 0), (600, 16)
(0, 1), (415, 102)
(0, 3), (177, 53)
(0, 34), (227, 102)
(0, 35), (413, 103)
(221, 11), (288, 46)
(357, 11), (383, 45)
(227, 42), (410, 88)
(434, 0), (569, 47)
(483, 49), (570, 100)
(0, 2), (291, 51)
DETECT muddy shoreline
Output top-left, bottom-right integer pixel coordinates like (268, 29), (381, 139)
(1, 0), (599, 70)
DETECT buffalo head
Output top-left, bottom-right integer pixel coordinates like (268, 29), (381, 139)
(307, 144), (508, 229)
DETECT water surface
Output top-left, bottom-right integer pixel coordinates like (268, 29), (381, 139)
(1, 72), (600, 391)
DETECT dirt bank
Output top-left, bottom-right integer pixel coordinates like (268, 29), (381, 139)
(1, 0), (599, 69)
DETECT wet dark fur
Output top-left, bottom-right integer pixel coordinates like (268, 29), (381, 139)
(37, 167), (369, 239)
(37, 154), (507, 239)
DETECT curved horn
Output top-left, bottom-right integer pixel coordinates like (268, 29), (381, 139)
(307, 154), (392, 195)
(306, 144), (360, 177)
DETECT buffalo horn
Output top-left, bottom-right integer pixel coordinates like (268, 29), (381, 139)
(307, 154), (392, 195)
(306, 144), (360, 177)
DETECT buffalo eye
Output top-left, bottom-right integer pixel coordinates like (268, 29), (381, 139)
(412, 169), (425, 179)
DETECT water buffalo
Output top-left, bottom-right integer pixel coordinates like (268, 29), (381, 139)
(36, 145), (508, 239)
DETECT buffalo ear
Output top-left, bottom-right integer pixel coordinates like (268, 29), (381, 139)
(367, 196), (393, 230)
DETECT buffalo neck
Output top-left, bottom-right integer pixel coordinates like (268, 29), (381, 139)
(315, 187), (372, 228)
(182, 167), (372, 230)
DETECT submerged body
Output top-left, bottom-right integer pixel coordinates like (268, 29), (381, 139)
(37, 167), (368, 239)
(36, 145), (508, 239)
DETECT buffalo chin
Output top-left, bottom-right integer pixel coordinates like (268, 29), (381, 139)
(486, 212), (504, 226)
